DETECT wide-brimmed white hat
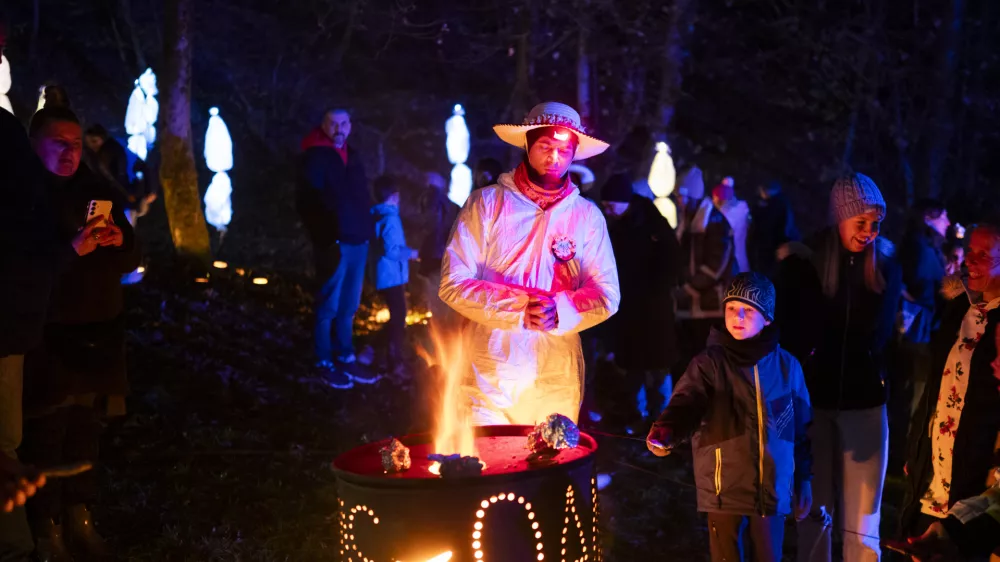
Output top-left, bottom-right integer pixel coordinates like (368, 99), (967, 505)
(493, 102), (610, 161)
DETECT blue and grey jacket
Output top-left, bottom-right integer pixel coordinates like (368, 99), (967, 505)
(654, 327), (812, 516)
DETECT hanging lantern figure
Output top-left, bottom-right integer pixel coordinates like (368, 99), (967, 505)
(203, 107), (233, 231)
(124, 68), (159, 161)
(446, 104), (472, 207)
(0, 55), (13, 115)
(648, 141), (678, 227)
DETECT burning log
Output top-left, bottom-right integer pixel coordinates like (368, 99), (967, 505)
(380, 438), (412, 472)
(526, 413), (580, 453)
(426, 453), (484, 478)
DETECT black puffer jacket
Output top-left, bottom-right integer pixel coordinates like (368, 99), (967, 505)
(655, 327), (812, 516)
(901, 295), (1000, 534)
(0, 108), (70, 357)
(775, 229), (903, 410)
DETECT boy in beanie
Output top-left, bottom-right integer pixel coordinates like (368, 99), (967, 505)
(647, 272), (813, 562)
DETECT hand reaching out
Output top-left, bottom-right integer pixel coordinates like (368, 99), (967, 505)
(0, 456), (45, 513)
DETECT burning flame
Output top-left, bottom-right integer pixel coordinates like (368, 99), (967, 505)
(424, 552), (453, 562)
(422, 327), (478, 474)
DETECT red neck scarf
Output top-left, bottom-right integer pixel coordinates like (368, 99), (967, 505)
(512, 163), (574, 210)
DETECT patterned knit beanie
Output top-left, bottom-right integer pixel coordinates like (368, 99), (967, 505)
(723, 272), (776, 322)
(829, 172), (886, 224)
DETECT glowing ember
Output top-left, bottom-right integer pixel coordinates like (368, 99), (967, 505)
(212, 260), (228, 269)
(252, 277), (268, 285)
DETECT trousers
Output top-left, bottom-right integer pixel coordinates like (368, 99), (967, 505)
(797, 405), (888, 562)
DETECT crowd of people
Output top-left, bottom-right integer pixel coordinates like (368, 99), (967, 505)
(298, 100), (1000, 562)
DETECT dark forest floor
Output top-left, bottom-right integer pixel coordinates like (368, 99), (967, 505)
(93, 263), (911, 561)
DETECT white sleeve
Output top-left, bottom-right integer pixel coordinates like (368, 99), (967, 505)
(438, 194), (532, 331)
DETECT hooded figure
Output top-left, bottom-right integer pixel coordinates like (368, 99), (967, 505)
(439, 102), (620, 425)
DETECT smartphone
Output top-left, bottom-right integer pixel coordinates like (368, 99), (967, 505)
(86, 200), (113, 228)
(38, 461), (93, 479)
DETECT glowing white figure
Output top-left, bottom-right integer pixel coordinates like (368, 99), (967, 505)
(648, 141), (678, 227)
(203, 107), (233, 231)
(124, 68), (159, 161)
(0, 55), (13, 115)
(445, 104), (472, 207)
(35, 85), (46, 112)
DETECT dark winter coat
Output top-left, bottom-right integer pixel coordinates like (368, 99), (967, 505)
(676, 199), (737, 319)
(295, 129), (372, 249)
(0, 108), (70, 357)
(655, 327), (812, 516)
(748, 192), (799, 277)
(898, 225), (947, 345)
(901, 295), (1000, 533)
(85, 137), (132, 204)
(604, 195), (681, 370)
(24, 166), (141, 414)
(418, 188), (460, 277)
(774, 229), (903, 411)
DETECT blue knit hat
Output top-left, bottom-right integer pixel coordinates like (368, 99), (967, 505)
(723, 272), (776, 322)
(830, 172), (886, 224)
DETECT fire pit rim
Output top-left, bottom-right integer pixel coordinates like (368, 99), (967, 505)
(332, 424), (598, 489)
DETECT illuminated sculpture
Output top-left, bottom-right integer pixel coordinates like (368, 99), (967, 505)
(0, 54), (12, 115)
(203, 107), (233, 231)
(446, 104), (472, 207)
(648, 141), (678, 227)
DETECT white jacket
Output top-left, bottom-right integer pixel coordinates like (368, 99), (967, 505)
(439, 172), (620, 425)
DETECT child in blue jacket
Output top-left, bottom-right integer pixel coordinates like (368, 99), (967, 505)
(646, 272), (813, 562)
(371, 176), (419, 372)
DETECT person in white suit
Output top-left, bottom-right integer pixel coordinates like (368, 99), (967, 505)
(439, 102), (620, 426)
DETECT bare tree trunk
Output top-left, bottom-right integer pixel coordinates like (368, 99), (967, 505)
(925, 0), (963, 198)
(657, 0), (694, 136)
(120, 0), (148, 71)
(160, 0), (211, 264)
(576, 24), (591, 123)
(29, 0), (40, 61)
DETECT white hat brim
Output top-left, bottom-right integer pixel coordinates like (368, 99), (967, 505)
(493, 124), (610, 161)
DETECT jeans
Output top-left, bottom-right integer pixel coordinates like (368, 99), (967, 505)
(707, 512), (785, 562)
(314, 242), (368, 362)
(797, 405), (888, 562)
(0, 356), (32, 560)
(378, 284), (406, 360)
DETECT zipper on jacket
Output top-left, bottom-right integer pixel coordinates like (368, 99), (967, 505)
(714, 447), (723, 509)
(753, 364), (766, 516)
(837, 255), (854, 409)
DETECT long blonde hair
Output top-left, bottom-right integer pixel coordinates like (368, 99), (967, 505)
(816, 228), (887, 298)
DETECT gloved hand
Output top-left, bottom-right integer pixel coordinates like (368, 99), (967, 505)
(646, 423), (673, 457)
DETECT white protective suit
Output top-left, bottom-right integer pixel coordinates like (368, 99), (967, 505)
(439, 171), (620, 426)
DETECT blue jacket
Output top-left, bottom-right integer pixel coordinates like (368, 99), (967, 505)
(655, 326), (812, 516)
(371, 203), (413, 290)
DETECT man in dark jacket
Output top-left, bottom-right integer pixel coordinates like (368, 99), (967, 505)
(893, 200), (949, 463)
(598, 175), (680, 428)
(901, 222), (1000, 541)
(417, 171), (461, 338)
(296, 109), (375, 387)
(747, 180), (799, 278)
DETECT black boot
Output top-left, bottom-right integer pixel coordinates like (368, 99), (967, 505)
(31, 518), (73, 562)
(62, 505), (109, 560)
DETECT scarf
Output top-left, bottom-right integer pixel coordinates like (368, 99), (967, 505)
(512, 162), (574, 210)
(709, 324), (781, 367)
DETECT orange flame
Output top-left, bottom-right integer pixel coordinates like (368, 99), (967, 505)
(421, 327), (478, 469)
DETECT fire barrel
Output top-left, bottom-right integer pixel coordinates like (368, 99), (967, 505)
(332, 425), (600, 562)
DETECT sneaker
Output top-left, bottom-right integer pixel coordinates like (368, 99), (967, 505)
(357, 346), (375, 366)
(337, 353), (357, 364)
(317, 361), (353, 389)
(346, 363), (382, 385)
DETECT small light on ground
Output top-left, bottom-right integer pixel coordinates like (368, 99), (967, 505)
(136, 266), (146, 273)
(213, 260), (228, 269)
(235, 268), (246, 276)
(252, 277), (268, 285)
(195, 277), (209, 284)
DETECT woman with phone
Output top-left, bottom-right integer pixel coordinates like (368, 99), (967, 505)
(20, 105), (140, 560)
